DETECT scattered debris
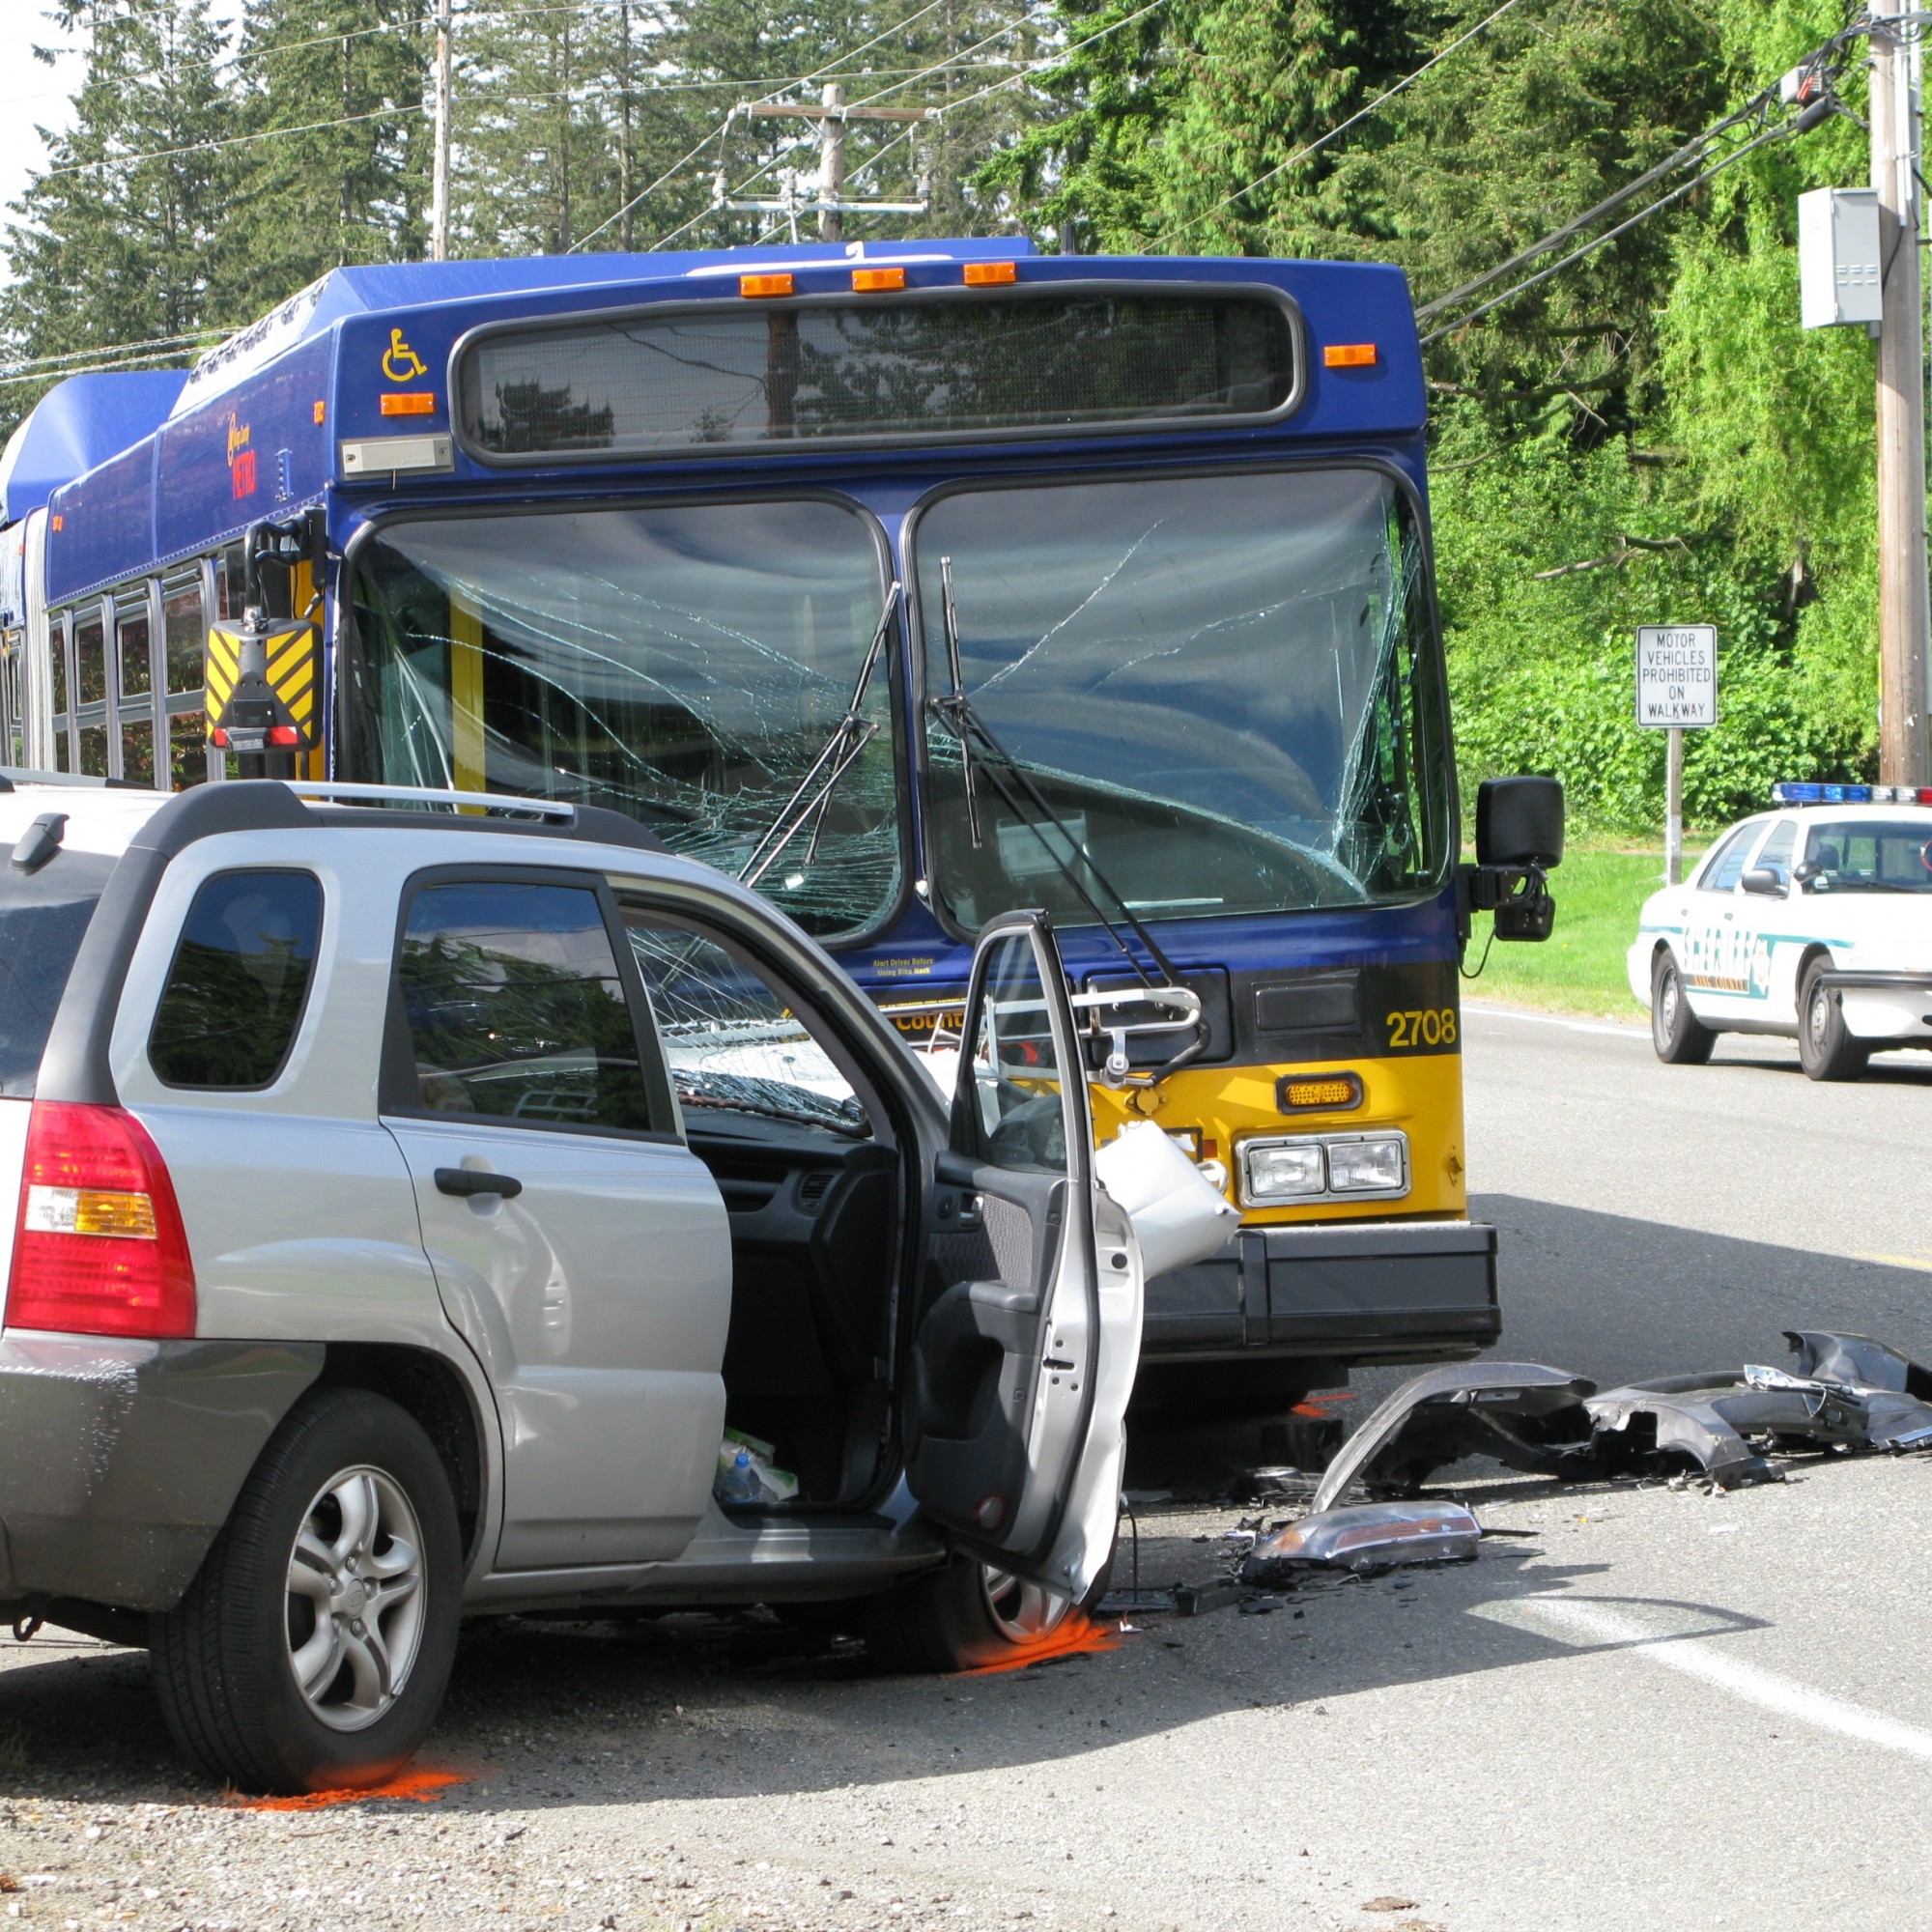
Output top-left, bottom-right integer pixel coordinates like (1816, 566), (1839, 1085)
(1174, 1581), (1243, 1618)
(1243, 1501), (1482, 1582)
(1359, 1897), (1419, 1913)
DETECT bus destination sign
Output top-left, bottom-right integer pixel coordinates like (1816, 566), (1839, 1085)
(1635, 624), (1718, 728)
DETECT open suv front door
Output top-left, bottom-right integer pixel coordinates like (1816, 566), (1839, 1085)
(904, 912), (1143, 1600)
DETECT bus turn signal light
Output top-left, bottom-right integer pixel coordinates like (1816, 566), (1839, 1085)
(740, 272), (794, 298)
(1277, 1071), (1364, 1113)
(380, 392), (437, 416)
(963, 262), (1017, 286)
(1323, 343), (1378, 367)
(852, 266), (906, 292)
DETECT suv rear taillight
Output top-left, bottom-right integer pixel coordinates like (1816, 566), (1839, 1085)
(7, 1102), (196, 1338)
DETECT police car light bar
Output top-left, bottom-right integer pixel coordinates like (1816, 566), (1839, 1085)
(1771, 781), (1932, 805)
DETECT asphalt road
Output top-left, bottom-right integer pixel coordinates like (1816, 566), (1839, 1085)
(3, 1002), (1931, 1932)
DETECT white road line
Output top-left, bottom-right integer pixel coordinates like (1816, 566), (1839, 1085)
(1491, 1594), (1932, 1763)
(1463, 1003), (1644, 1039)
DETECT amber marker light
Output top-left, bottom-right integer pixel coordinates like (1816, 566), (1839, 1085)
(1323, 343), (1378, 368)
(963, 262), (1017, 286)
(312, 401), (327, 425)
(380, 393), (437, 416)
(1276, 1071), (1364, 1114)
(853, 266), (907, 292)
(740, 272), (795, 298)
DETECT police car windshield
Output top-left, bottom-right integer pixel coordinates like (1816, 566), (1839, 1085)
(1802, 819), (1932, 893)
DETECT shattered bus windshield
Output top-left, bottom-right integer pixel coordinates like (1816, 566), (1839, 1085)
(913, 468), (1453, 930)
(344, 498), (900, 940)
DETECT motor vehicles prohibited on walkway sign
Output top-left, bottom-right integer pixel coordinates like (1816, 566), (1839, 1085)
(1635, 625), (1718, 727)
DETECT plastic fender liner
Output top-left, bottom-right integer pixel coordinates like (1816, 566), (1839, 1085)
(1309, 1360), (1598, 1514)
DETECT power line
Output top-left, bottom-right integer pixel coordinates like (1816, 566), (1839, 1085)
(1415, 22), (1862, 345)
(0, 330), (220, 379)
(34, 103), (425, 183)
(1159, 0), (1525, 246)
(1417, 101), (1829, 346)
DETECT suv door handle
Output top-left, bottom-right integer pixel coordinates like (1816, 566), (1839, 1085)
(435, 1167), (523, 1200)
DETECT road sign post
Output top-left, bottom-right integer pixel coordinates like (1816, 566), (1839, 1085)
(1636, 624), (1718, 885)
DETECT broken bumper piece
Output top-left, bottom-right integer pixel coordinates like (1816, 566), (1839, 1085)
(1309, 1361), (1599, 1515)
(1243, 1500), (1483, 1580)
(1310, 1331), (1932, 1499)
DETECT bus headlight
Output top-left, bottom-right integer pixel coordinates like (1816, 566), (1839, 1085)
(1326, 1135), (1408, 1194)
(1244, 1143), (1325, 1200)
(1239, 1130), (1409, 1206)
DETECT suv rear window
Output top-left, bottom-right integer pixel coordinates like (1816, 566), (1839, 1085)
(149, 871), (325, 1089)
(0, 842), (118, 1098)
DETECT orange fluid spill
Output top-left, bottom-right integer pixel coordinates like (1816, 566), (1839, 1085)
(235, 1766), (469, 1812)
(953, 1610), (1126, 1678)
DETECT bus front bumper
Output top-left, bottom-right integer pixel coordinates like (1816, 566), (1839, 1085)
(1140, 1220), (1498, 1366)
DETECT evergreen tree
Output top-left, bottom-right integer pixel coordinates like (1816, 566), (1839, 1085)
(222, 0), (431, 306)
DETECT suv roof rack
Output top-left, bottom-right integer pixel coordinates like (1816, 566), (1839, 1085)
(286, 781), (576, 820)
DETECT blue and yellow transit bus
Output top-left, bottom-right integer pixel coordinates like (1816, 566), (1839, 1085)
(0, 239), (1558, 1406)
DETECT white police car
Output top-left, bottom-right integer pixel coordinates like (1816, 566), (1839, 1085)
(1628, 782), (1932, 1080)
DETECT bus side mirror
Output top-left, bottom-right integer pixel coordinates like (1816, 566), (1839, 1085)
(1476, 777), (1564, 869)
(1461, 776), (1564, 950)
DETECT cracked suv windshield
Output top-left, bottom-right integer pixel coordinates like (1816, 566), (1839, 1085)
(345, 498), (900, 939)
(914, 468), (1452, 930)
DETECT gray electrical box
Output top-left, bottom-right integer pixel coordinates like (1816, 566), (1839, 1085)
(1799, 186), (1882, 327)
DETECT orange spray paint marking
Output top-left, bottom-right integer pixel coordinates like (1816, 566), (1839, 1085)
(952, 1611), (1126, 1678)
(1291, 1392), (1356, 1418)
(234, 1767), (468, 1813)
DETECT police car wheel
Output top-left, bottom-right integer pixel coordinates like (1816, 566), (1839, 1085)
(1799, 962), (1868, 1082)
(1651, 951), (1715, 1065)
(152, 1389), (462, 1796)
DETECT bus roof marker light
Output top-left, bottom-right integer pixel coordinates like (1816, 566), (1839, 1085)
(1323, 343), (1378, 368)
(740, 272), (794, 298)
(380, 393), (437, 416)
(962, 262), (1017, 286)
(853, 267), (906, 292)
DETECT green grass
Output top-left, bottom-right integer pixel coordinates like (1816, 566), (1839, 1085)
(1463, 846), (1670, 1018)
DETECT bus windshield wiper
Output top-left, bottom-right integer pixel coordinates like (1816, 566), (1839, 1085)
(925, 556), (1208, 1082)
(741, 581), (901, 890)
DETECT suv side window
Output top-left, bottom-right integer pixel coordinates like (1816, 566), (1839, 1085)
(1698, 824), (1761, 894)
(149, 870), (323, 1089)
(396, 878), (657, 1133)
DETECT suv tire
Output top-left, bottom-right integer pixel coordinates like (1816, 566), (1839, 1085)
(152, 1388), (462, 1795)
(866, 1548), (1114, 1674)
(1799, 959), (1868, 1082)
(1651, 950), (1716, 1065)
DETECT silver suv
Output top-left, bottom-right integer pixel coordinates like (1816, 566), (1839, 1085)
(0, 777), (1140, 1794)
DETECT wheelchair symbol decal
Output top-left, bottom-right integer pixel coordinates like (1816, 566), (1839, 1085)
(382, 328), (428, 382)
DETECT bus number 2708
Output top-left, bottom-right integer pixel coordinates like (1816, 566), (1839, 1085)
(1386, 1008), (1457, 1050)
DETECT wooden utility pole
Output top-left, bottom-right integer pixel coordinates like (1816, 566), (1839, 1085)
(430, 0), (453, 262)
(817, 83), (847, 242)
(1871, 0), (1930, 783)
(729, 94), (931, 236)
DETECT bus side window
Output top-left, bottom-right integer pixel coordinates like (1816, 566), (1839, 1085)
(73, 609), (107, 779)
(215, 543), (247, 621)
(162, 579), (210, 789)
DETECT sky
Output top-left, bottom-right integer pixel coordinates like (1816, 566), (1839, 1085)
(0, 5), (242, 291)
(0, 14), (86, 271)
